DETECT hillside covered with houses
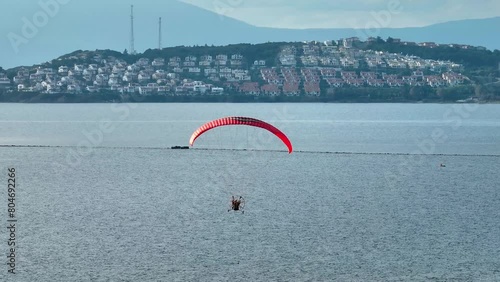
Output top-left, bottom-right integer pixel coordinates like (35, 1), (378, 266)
(1, 37), (499, 102)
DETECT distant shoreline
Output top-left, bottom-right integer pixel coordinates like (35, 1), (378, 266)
(0, 92), (496, 104)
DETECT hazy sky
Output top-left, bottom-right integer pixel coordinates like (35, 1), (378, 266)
(181, 0), (500, 28)
(0, 0), (499, 69)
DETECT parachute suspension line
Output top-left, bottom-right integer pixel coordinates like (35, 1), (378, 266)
(217, 125), (221, 149)
(231, 125), (235, 150)
(206, 123), (217, 149)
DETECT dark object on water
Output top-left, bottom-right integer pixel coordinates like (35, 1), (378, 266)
(171, 146), (189, 149)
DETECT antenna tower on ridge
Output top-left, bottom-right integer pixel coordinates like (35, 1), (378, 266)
(158, 17), (162, 50)
(130, 5), (136, 55)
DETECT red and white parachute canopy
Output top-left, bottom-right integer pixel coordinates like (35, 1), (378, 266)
(189, 116), (293, 153)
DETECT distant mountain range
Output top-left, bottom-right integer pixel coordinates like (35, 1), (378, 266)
(1, 0), (499, 69)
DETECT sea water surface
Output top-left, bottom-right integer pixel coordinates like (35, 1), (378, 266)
(0, 103), (499, 281)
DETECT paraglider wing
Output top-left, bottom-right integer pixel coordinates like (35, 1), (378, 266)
(189, 117), (293, 153)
